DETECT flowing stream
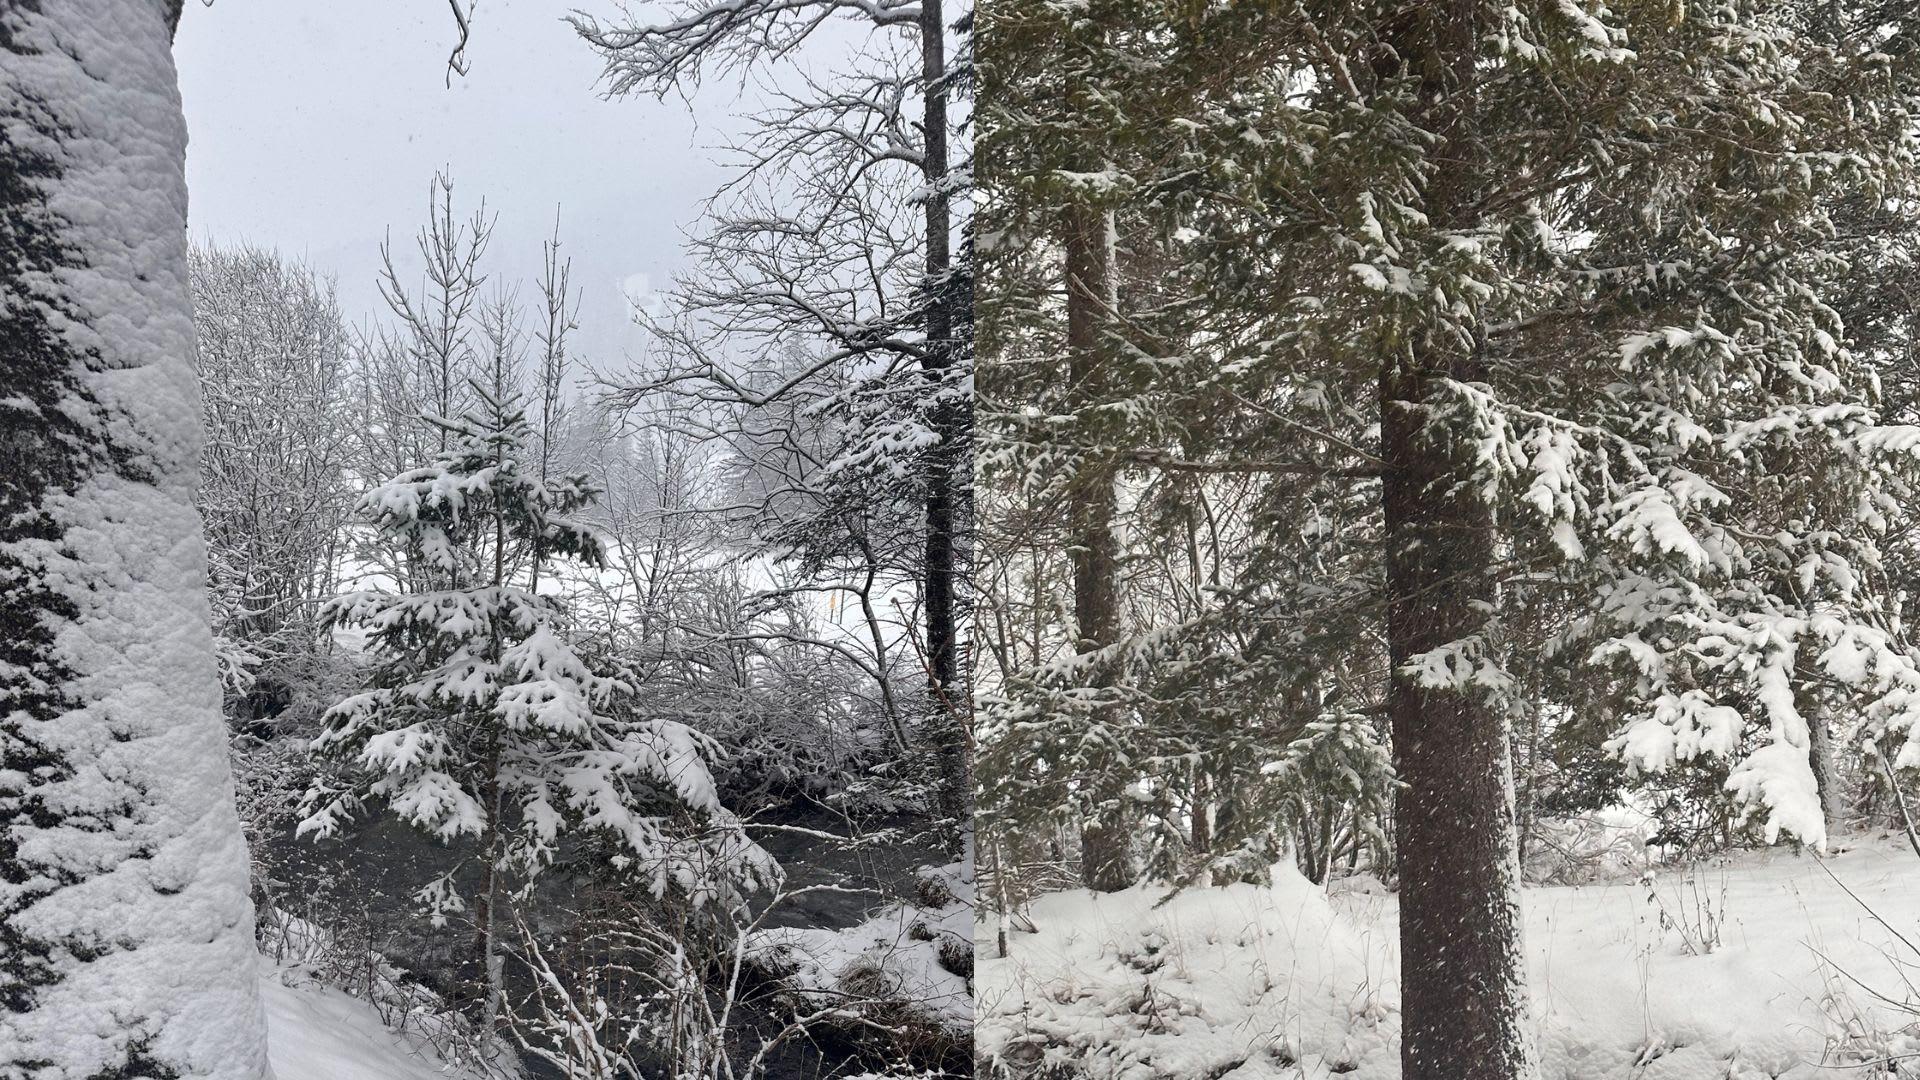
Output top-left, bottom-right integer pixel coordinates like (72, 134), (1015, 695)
(259, 796), (960, 1078)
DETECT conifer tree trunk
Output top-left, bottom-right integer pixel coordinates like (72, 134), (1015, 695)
(1065, 202), (1129, 892)
(0, 2), (272, 1076)
(920, 0), (970, 828)
(479, 456), (510, 1054)
(1381, 353), (1534, 1080)
(1190, 767), (1212, 853)
(1380, 4), (1534, 1078)
(1807, 707), (1844, 839)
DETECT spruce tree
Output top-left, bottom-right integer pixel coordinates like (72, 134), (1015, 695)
(301, 363), (766, 1042)
(980, 2), (1920, 1078)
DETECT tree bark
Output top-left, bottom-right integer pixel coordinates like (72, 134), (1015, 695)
(1190, 766), (1212, 854)
(1806, 705), (1844, 840)
(1065, 201), (1130, 892)
(0, 2), (272, 1076)
(479, 440), (510, 1055)
(919, 0), (970, 831)
(1379, 4), (1535, 1078)
(1381, 353), (1536, 1080)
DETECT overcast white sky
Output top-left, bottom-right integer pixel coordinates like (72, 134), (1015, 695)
(175, 0), (737, 375)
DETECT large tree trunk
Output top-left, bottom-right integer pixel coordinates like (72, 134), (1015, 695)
(920, 0), (970, 830)
(1064, 202), (1130, 892)
(0, 3), (272, 1077)
(1379, 4), (1535, 1078)
(1380, 360), (1535, 1080)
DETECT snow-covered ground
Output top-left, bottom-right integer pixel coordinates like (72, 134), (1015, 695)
(261, 958), (484, 1080)
(752, 859), (975, 1035)
(979, 835), (1920, 1079)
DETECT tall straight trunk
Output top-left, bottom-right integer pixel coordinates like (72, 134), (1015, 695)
(1380, 4), (1535, 1078)
(919, 0), (969, 828)
(1065, 202), (1129, 892)
(1381, 357), (1534, 1080)
(478, 457), (510, 1051)
(0, 2), (272, 1076)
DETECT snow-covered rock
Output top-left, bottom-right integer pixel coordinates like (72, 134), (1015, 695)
(752, 859), (975, 1036)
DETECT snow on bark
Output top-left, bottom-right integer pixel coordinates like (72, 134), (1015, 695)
(0, 2), (272, 1077)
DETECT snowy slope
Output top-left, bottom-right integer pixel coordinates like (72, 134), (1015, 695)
(979, 836), (1920, 1079)
(262, 959), (486, 1080)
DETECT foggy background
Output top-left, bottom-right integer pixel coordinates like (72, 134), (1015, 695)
(176, 0), (739, 376)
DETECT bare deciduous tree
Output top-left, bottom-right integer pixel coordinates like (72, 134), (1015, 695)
(574, 0), (973, 830)
(189, 244), (356, 708)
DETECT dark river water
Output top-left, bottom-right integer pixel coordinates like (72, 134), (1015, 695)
(260, 798), (963, 1079)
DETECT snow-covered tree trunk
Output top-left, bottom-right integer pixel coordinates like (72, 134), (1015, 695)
(0, 3), (272, 1077)
(1382, 5), (1533, 1079)
(1064, 201), (1129, 892)
(1807, 707), (1845, 840)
